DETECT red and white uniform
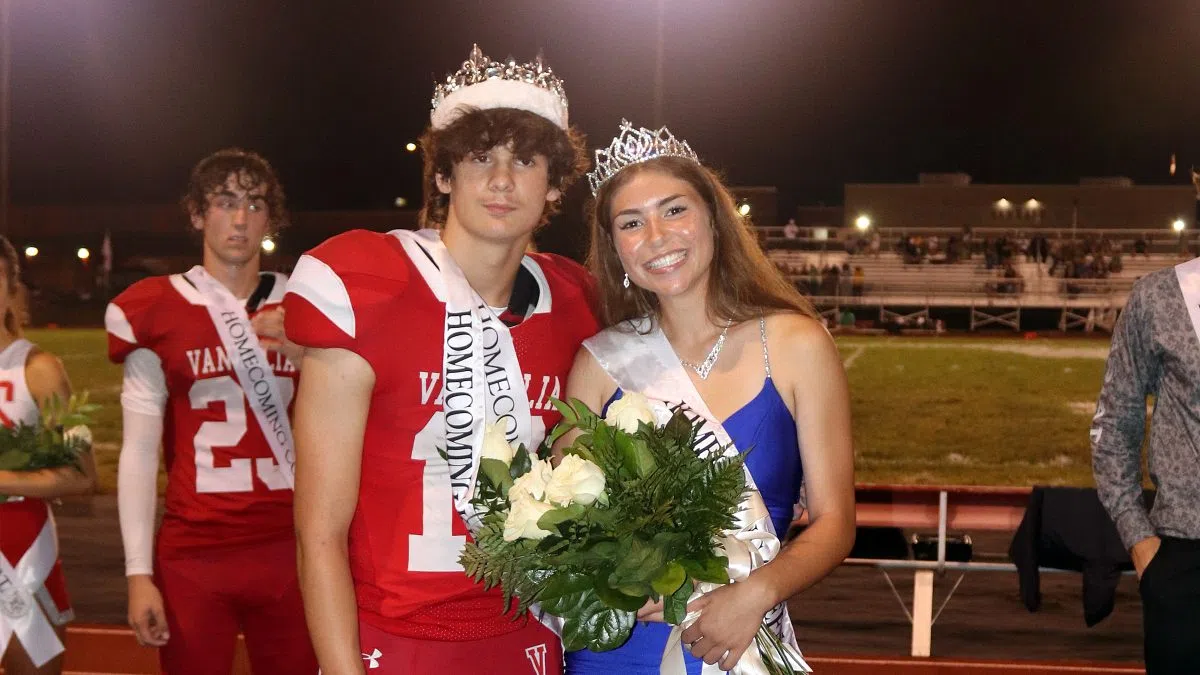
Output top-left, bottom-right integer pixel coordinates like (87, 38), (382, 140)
(107, 273), (297, 552)
(106, 272), (315, 674)
(284, 230), (599, 646)
(0, 339), (73, 626)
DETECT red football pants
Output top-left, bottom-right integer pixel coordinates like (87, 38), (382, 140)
(357, 616), (562, 675)
(155, 537), (316, 674)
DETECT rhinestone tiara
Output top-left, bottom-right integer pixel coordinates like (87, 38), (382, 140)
(586, 119), (700, 195)
(430, 44), (569, 130)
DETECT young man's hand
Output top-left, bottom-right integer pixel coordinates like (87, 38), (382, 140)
(253, 307), (305, 365)
(127, 574), (170, 646)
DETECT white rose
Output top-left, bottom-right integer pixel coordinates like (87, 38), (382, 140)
(480, 421), (516, 465)
(544, 454), (607, 506)
(502, 491), (556, 541)
(64, 425), (93, 448)
(603, 391), (661, 434)
(511, 459), (554, 501)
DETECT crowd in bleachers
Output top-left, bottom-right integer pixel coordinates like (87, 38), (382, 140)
(763, 221), (1199, 303)
(772, 260), (867, 297)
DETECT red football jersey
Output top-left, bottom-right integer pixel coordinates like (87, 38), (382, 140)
(284, 230), (599, 641)
(105, 273), (299, 553)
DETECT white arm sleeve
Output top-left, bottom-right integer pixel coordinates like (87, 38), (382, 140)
(117, 348), (167, 577)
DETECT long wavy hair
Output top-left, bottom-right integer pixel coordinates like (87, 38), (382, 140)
(0, 237), (29, 337)
(586, 156), (816, 329)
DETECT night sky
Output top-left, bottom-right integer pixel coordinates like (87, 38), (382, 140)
(9, 0), (1200, 220)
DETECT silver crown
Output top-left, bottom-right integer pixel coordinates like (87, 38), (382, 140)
(587, 120), (700, 195)
(430, 44), (568, 125)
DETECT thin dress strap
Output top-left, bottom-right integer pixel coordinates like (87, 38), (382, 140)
(759, 316), (772, 378)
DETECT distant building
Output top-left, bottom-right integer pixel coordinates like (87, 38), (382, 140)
(5, 204), (421, 297)
(844, 174), (1195, 233)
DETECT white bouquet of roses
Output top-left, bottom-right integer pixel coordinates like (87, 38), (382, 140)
(460, 393), (807, 674)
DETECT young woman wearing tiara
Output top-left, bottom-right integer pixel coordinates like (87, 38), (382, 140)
(562, 121), (856, 673)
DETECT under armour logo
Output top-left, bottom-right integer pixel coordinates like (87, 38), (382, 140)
(525, 643), (548, 675)
(361, 648), (382, 669)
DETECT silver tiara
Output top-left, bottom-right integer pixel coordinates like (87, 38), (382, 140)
(430, 44), (569, 129)
(586, 119), (700, 195)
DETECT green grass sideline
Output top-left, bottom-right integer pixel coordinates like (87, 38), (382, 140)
(25, 330), (1117, 493)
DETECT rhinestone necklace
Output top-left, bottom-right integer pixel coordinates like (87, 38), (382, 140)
(678, 320), (733, 380)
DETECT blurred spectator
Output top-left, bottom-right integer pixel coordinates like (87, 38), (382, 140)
(852, 266), (865, 296)
(984, 238), (997, 269)
(838, 308), (856, 328)
(1029, 233), (1049, 264)
(1000, 261), (1024, 294)
(783, 218), (800, 239)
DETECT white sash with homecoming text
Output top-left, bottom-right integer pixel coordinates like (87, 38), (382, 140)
(391, 230), (534, 533)
(0, 516), (63, 667)
(184, 267), (295, 489)
(584, 318), (810, 675)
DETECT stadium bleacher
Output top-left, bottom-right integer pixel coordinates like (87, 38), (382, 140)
(759, 225), (1186, 331)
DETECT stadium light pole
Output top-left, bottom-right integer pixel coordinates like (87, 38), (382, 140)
(0, 0), (10, 237)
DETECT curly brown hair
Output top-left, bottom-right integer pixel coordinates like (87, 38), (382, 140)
(587, 156), (817, 329)
(181, 148), (288, 231)
(0, 236), (29, 337)
(418, 108), (588, 229)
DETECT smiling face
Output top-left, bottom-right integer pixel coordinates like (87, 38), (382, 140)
(435, 142), (561, 244)
(607, 168), (715, 302)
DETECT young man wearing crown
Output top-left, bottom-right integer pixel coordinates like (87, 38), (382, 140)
(283, 46), (597, 674)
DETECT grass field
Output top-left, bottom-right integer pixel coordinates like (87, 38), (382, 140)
(29, 329), (1116, 493)
(836, 336), (1109, 486)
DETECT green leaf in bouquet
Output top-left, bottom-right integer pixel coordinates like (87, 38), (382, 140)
(662, 576), (694, 625)
(562, 445), (597, 464)
(587, 423), (626, 479)
(558, 538), (619, 567)
(550, 398), (580, 426)
(536, 503), (586, 533)
(509, 445), (532, 481)
(479, 458), (514, 495)
(614, 433), (656, 478)
(560, 591), (636, 653)
(593, 569), (648, 612)
(534, 534), (572, 556)
(609, 539), (666, 590)
(543, 419), (573, 449)
(568, 398), (601, 429)
(538, 571), (595, 615)
(650, 532), (691, 561)
(650, 561), (686, 597)
(663, 408), (697, 442)
(0, 448), (31, 470)
(682, 556), (730, 585)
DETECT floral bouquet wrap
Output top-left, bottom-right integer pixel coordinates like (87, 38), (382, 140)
(460, 393), (809, 675)
(0, 393), (96, 502)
